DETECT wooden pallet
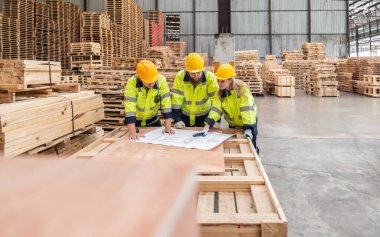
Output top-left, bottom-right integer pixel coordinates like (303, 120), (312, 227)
(364, 86), (380, 98)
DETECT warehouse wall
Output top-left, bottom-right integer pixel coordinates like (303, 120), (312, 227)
(0, 0), (348, 60)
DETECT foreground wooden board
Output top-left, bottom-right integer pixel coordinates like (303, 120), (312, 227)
(0, 158), (199, 237)
(73, 127), (225, 174)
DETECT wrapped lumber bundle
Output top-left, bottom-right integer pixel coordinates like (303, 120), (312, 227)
(0, 60), (61, 86)
(0, 91), (104, 158)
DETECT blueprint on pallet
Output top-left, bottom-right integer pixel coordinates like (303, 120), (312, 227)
(135, 127), (233, 150)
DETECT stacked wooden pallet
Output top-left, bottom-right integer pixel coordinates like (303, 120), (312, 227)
(264, 69), (291, 95)
(235, 61), (263, 95)
(148, 10), (164, 47)
(146, 47), (179, 68)
(262, 55), (282, 92)
(70, 42), (103, 69)
(143, 19), (150, 57)
(1, 14), (20, 59)
(0, 91), (104, 158)
(19, 0), (35, 60)
(60, 75), (87, 85)
(82, 68), (134, 130)
(235, 50), (259, 63)
(166, 41), (186, 58)
(363, 75), (380, 98)
(274, 76), (295, 97)
(283, 60), (316, 89)
(0, 60), (61, 86)
(302, 42), (326, 60)
(35, 2), (49, 61)
(165, 14), (180, 41)
(308, 64), (339, 97)
(281, 50), (304, 62)
(336, 60), (353, 92)
(81, 12), (112, 67)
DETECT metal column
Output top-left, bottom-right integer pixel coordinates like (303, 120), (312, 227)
(269, 0), (273, 54)
(307, 0), (311, 42)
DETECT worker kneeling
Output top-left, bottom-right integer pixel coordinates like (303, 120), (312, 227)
(124, 60), (174, 140)
(172, 53), (220, 136)
(215, 64), (259, 153)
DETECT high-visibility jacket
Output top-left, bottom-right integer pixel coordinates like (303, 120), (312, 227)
(217, 86), (257, 131)
(124, 75), (172, 126)
(172, 70), (221, 127)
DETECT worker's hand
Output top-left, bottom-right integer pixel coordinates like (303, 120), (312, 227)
(174, 121), (185, 129)
(162, 126), (175, 135)
(193, 125), (209, 137)
(244, 129), (253, 140)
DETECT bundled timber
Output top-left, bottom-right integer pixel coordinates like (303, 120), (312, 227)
(0, 158), (198, 237)
(0, 60), (61, 86)
(234, 51), (263, 94)
(281, 50), (304, 62)
(0, 91), (104, 158)
(306, 64), (339, 97)
(302, 42), (326, 60)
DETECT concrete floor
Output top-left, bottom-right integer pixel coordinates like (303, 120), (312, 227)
(255, 91), (380, 237)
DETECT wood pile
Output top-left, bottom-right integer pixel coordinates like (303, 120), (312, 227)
(165, 14), (180, 41)
(148, 10), (164, 47)
(262, 55), (282, 92)
(143, 19), (150, 57)
(281, 50), (304, 62)
(0, 60), (61, 86)
(235, 50), (259, 63)
(336, 60), (353, 92)
(302, 42), (326, 60)
(0, 91), (105, 158)
(274, 76), (295, 97)
(307, 64), (339, 97)
(363, 75), (380, 98)
(81, 12), (112, 67)
(235, 61), (263, 95)
(264, 69), (291, 95)
(166, 41), (186, 58)
(146, 47), (180, 68)
(70, 42), (103, 69)
(35, 2), (49, 61)
(112, 57), (162, 68)
(283, 60), (317, 89)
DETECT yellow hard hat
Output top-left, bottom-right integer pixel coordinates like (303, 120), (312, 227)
(185, 53), (204, 73)
(215, 64), (236, 80)
(136, 60), (159, 83)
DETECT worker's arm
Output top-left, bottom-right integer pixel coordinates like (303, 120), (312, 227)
(124, 78), (138, 140)
(171, 71), (185, 124)
(204, 74), (222, 128)
(159, 76), (175, 134)
(240, 87), (257, 133)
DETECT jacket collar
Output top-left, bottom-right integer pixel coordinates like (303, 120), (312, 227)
(184, 70), (207, 84)
(221, 89), (232, 99)
(135, 75), (159, 89)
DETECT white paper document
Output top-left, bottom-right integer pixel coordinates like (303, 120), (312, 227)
(135, 128), (233, 150)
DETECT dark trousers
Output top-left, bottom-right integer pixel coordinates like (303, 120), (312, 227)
(181, 114), (207, 127)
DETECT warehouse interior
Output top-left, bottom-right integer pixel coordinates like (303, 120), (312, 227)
(0, 0), (379, 237)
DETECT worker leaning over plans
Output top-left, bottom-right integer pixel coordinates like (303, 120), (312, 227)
(214, 64), (259, 154)
(124, 60), (175, 140)
(171, 53), (221, 136)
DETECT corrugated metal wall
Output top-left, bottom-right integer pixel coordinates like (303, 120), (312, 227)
(0, 0), (348, 59)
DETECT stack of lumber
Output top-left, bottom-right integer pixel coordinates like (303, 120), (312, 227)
(165, 14), (180, 41)
(281, 50), (304, 62)
(146, 47), (179, 68)
(0, 91), (105, 158)
(70, 42), (103, 69)
(166, 41), (186, 58)
(0, 158), (198, 237)
(235, 61), (263, 95)
(274, 75), (295, 97)
(283, 60), (316, 89)
(235, 50), (259, 63)
(308, 64), (339, 97)
(0, 60), (61, 86)
(81, 12), (112, 67)
(28, 126), (104, 158)
(82, 68), (134, 130)
(336, 60), (353, 92)
(35, 2), (49, 61)
(363, 75), (380, 98)
(148, 10), (164, 47)
(302, 42), (326, 60)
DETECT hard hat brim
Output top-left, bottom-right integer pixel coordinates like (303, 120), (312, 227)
(141, 74), (159, 84)
(187, 69), (203, 73)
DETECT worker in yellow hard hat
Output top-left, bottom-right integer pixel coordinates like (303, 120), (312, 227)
(172, 53), (221, 136)
(214, 64), (259, 153)
(124, 60), (175, 140)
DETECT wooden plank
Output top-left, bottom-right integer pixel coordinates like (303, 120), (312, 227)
(236, 191), (256, 213)
(198, 176), (265, 192)
(251, 186), (276, 213)
(197, 192), (214, 213)
(198, 213), (280, 224)
(218, 192), (236, 213)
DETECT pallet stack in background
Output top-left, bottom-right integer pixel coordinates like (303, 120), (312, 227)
(70, 42), (103, 69)
(234, 50), (263, 95)
(306, 64), (339, 97)
(274, 75), (295, 97)
(35, 2), (49, 61)
(363, 75), (380, 97)
(281, 50), (304, 62)
(302, 42), (326, 60)
(262, 55), (282, 92)
(283, 60), (314, 90)
(336, 59), (353, 93)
